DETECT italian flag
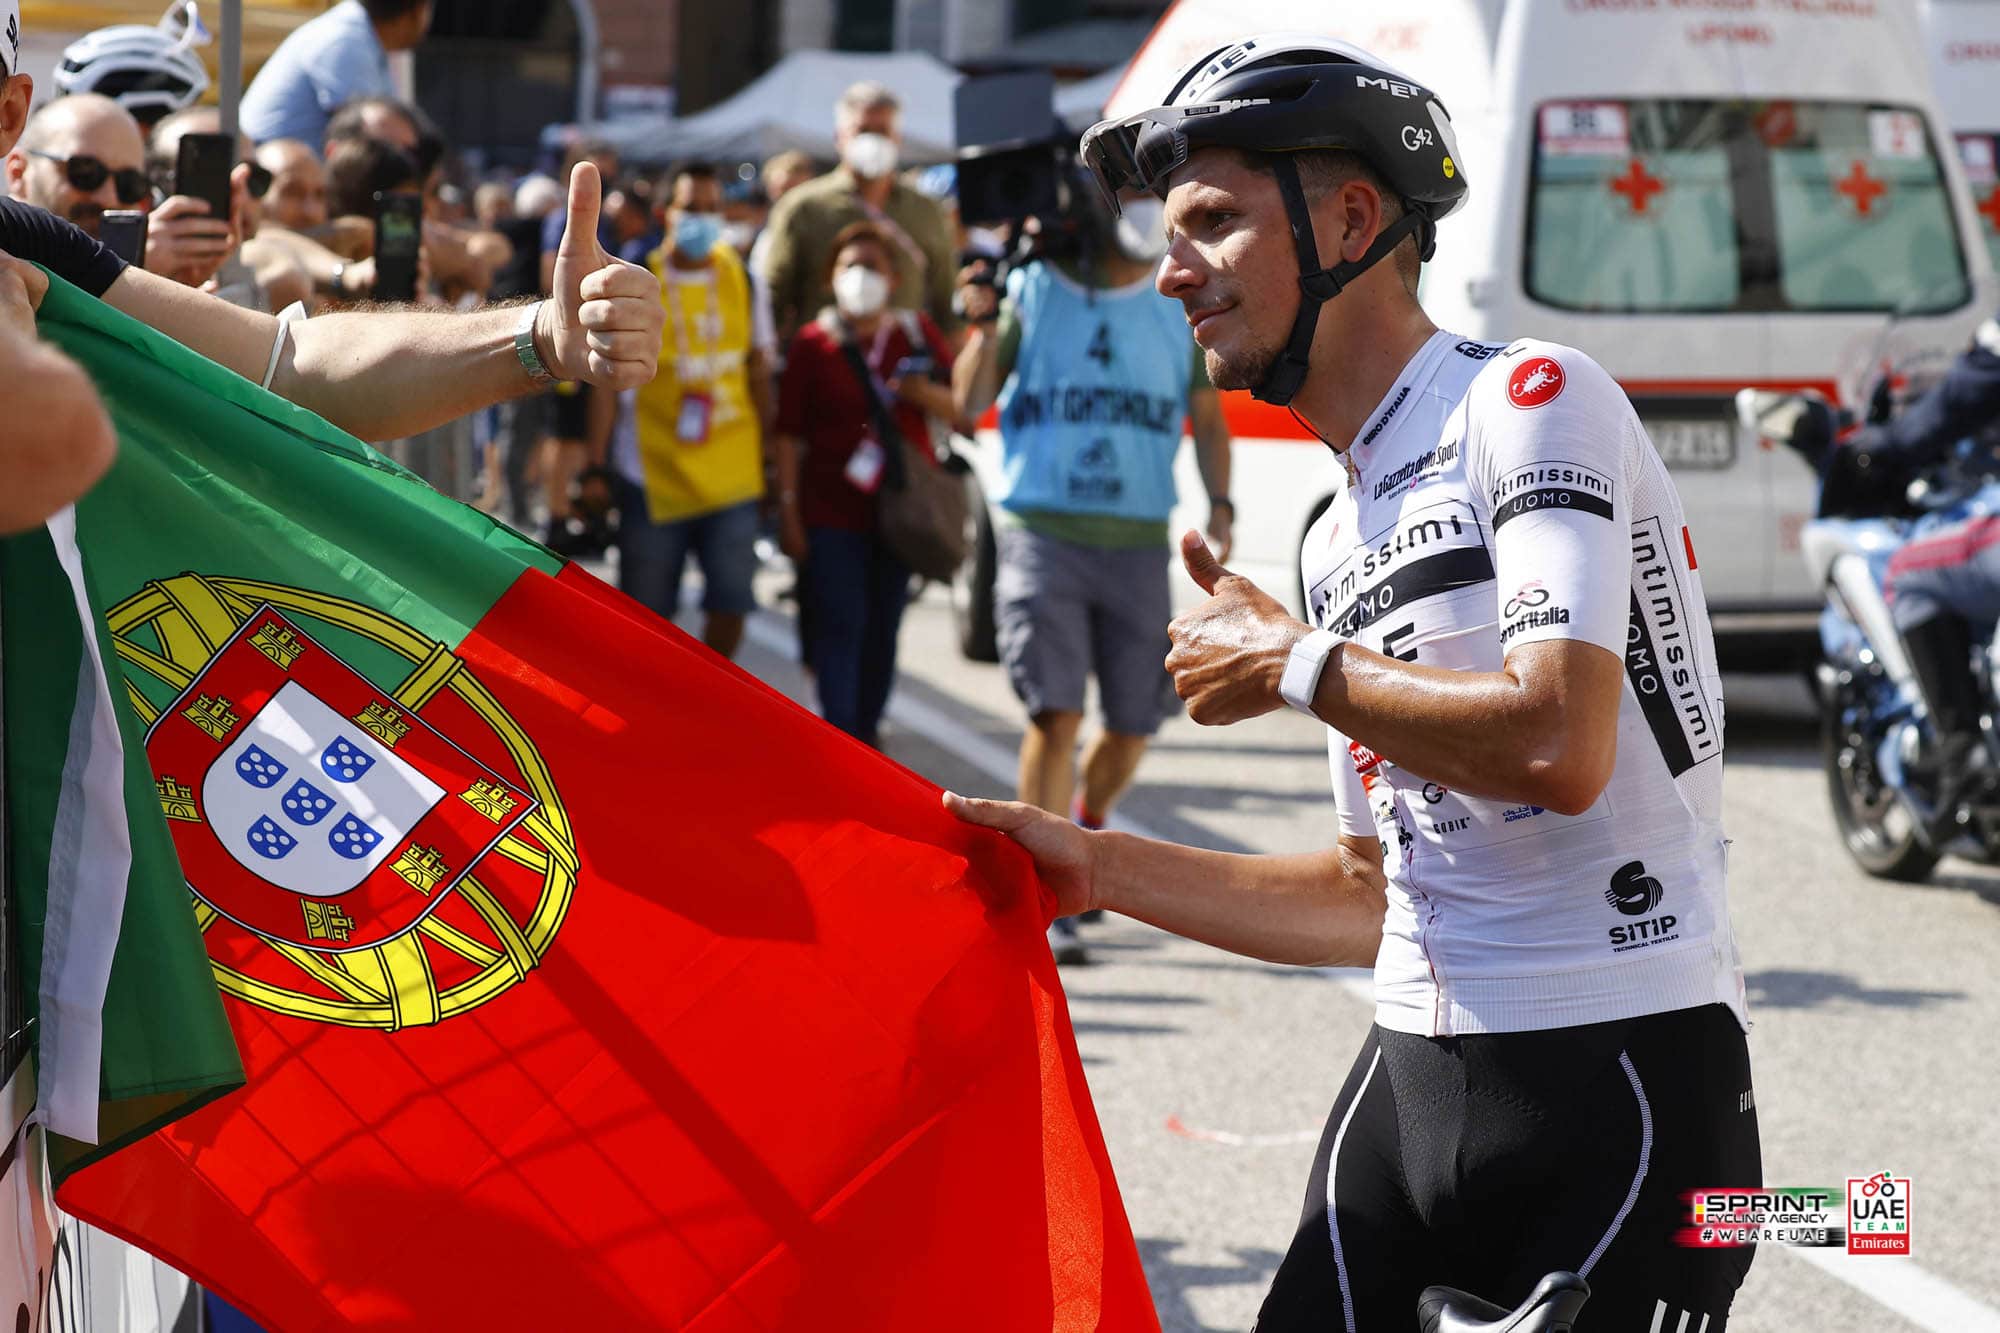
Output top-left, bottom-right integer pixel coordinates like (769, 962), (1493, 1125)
(6, 274), (1156, 1331)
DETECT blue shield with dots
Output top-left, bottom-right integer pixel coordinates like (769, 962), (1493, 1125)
(203, 681), (445, 897)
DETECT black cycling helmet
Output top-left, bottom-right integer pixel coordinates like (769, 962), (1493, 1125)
(1080, 34), (1470, 405)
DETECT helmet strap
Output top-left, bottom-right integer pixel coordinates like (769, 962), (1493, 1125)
(1253, 154), (1428, 408)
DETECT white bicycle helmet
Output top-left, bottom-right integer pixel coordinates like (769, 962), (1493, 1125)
(54, 1), (210, 124)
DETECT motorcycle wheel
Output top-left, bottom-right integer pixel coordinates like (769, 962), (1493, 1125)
(1822, 703), (1940, 882)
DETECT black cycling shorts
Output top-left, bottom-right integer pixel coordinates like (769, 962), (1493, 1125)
(1255, 1003), (1760, 1332)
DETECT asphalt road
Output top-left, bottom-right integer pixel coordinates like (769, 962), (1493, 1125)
(622, 550), (2000, 1333)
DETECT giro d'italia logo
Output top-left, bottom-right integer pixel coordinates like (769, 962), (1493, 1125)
(112, 573), (576, 1030)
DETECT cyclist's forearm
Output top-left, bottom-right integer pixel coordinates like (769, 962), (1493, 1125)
(1306, 638), (1620, 815)
(1093, 832), (1384, 967)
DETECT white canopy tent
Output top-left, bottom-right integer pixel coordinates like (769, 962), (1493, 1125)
(587, 49), (964, 168)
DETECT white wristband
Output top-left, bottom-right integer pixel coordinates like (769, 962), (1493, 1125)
(261, 300), (308, 391)
(1279, 629), (1344, 716)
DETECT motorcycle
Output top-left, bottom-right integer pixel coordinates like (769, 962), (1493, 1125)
(1737, 380), (2000, 881)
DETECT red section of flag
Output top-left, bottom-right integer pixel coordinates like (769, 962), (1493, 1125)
(60, 564), (1156, 1332)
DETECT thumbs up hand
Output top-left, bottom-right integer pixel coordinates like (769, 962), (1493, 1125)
(1166, 529), (1310, 725)
(533, 161), (664, 388)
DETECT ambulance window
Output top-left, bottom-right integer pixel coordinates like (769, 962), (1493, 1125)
(1956, 133), (2000, 281)
(1769, 105), (1969, 313)
(1526, 101), (1741, 311)
(1526, 100), (1974, 316)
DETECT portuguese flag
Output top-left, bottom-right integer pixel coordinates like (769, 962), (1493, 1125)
(13, 275), (1156, 1331)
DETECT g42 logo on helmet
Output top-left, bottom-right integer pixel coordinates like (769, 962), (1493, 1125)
(1401, 125), (1435, 152)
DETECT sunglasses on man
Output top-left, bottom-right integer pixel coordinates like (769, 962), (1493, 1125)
(28, 150), (153, 205)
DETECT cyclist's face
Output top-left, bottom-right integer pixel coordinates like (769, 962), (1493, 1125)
(1156, 148), (1294, 392)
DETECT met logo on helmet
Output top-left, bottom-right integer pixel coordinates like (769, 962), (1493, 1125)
(1358, 75), (1424, 99)
(1507, 357), (1566, 409)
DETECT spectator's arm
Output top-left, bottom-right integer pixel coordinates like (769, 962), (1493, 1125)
(951, 301), (1017, 421)
(0, 254), (116, 532)
(1189, 385), (1234, 562)
(425, 222), (503, 299)
(749, 346), (777, 441)
(920, 206), (960, 338)
(100, 163), (664, 442)
(759, 199), (803, 341)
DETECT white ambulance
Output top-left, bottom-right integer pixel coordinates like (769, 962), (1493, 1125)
(1923, 0), (2000, 275)
(954, 0), (1997, 671)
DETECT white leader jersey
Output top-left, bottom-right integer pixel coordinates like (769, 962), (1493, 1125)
(1302, 332), (1748, 1038)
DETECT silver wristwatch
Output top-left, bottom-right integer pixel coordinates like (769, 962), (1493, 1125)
(514, 300), (555, 387)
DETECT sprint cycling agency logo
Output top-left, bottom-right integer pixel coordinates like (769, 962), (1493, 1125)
(1507, 356), (1566, 409)
(1677, 1173), (1911, 1254)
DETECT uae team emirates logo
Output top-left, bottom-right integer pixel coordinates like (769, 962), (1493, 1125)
(1508, 356), (1566, 409)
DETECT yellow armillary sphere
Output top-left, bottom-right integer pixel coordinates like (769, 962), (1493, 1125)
(106, 571), (577, 1031)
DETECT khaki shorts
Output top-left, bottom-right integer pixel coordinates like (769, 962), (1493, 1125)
(994, 524), (1178, 736)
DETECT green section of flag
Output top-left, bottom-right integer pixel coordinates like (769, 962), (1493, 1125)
(3, 274), (561, 1175)
(34, 273), (560, 651)
(3, 527), (243, 1176)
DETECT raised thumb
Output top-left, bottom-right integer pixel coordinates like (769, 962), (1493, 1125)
(1180, 528), (1228, 595)
(558, 161), (604, 267)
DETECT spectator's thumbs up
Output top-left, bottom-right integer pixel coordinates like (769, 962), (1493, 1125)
(533, 161), (665, 389)
(557, 161), (608, 275)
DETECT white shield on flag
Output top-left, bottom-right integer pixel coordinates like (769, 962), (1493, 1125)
(201, 681), (444, 897)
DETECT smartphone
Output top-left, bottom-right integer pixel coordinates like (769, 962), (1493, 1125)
(371, 190), (424, 303)
(894, 353), (936, 381)
(173, 131), (235, 221)
(99, 210), (149, 265)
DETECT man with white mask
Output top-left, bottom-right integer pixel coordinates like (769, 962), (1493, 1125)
(952, 170), (1233, 965)
(756, 81), (958, 344)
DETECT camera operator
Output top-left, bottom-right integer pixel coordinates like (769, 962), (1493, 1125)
(953, 170), (1232, 966)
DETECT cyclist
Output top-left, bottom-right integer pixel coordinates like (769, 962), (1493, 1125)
(948, 34), (1759, 1331)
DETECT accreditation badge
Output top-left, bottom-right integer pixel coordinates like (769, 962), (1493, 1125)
(845, 435), (886, 493)
(676, 390), (714, 444)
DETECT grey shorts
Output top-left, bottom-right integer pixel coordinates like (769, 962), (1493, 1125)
(994, 524), (1177, 737)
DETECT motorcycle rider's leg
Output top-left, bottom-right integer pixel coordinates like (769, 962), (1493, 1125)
(1886, 534), (2000, 791)
(1899, 611), (1981, 742)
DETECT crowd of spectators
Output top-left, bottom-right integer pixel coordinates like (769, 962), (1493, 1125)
(4, 0), (1227, 829)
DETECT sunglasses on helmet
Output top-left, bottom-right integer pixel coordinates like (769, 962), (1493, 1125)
(29, 150), (153, 205)
(1078, 111), (1196, 216)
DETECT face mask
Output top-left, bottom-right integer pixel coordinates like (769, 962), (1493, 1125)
(843, 132), (899, 181)
(721, 221), (758, 254)
(833, 265), (891, 318)
(675, 212), (722, 260)
(1114, 196), (1168, 264)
